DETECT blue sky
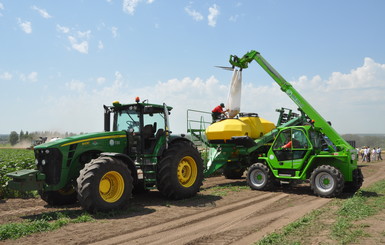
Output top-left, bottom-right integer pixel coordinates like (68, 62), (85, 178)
(1, 0), (385, 135)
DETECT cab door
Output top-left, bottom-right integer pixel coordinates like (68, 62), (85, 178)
(268, 128), (311, 170)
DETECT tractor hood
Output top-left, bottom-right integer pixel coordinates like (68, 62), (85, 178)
(34, 131), (126, 149)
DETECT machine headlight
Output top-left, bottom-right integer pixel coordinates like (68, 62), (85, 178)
(42, 160), (46, 166)
(35, 159), (39, 165)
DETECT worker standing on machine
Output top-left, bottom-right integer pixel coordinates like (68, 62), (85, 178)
(211, 103), (228, 122)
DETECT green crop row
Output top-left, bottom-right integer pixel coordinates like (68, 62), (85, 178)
(0, 148), (35, 199)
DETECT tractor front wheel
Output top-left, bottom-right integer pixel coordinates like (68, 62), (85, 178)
(76, 156), (133, 213)
(310, 165), (344, 197)
(157, 140), (203, 200)
(39, 185), (78, 206)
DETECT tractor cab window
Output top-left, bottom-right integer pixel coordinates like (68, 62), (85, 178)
(114, 108), (140, 132)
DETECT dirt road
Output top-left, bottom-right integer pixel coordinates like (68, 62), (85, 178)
(1, 160), (384, 245)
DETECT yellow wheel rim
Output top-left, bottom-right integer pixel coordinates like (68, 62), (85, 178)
(99, 171), (125, 203)
(177, 156), (197, 188)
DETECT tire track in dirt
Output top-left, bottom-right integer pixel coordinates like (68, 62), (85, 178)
(89, 192), (288, 245)
(89, 193), (329, 245)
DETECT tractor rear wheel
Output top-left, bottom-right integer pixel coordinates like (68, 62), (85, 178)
(246, 163), (275, 191)
(39, 185), (77, 206)
(157, 140), (203, 200)
(310, 165), (344, 197)
(77, 156), (133, 213)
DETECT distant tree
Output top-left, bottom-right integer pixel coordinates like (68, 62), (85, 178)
(9, 131), (19, 145)
(19, 130), (24, 140)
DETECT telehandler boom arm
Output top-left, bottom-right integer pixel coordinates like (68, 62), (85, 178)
(229, 50), (352, 151)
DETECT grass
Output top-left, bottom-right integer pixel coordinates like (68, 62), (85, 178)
(0, 148), (36, 199)
(0, 211), (94, 240)
(256, 179), (385, 245)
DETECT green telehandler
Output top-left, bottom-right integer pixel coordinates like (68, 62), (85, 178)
(193, 50), (363, 197)
(7, 98), (204, 212)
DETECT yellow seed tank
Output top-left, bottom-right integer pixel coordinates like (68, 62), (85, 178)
(205, 114), (276, 142)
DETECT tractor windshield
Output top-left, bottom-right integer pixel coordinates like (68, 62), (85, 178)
(113, 105), (166, 133)
(115, 108), (140, 132)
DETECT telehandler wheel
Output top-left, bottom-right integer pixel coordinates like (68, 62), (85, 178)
(246, 163), (275, 191)
(39, 185), (78, 206)
(157, 140), (203, 200)
(76, 156), (133, 213)
(344, 168), (364, 193)
(310, 165), (344, 197)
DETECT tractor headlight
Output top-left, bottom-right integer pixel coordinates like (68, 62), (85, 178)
(42, 160), (46, 166)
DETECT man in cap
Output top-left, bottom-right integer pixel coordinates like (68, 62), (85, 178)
(211, 103), (228, 122)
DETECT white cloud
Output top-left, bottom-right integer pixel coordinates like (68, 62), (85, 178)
(96, 77), (106, 85)
(68, 36), (88, 54)
(56, 24), (70, 33)
(77, 30), (91, 39)
(20, 72), (38, 82)
(18, 18), (32, 34)
(185, 6), (203, 21)
(66, 80), (85, 92)
(123, 0), (140, 15)
(122, 0), (154, 15)
(208, 4), (219, 27)
(229, 15), (239, 22)
(0, 72), (12, 80)
(98, 40), (104, 50)
(111, 26), (118, 38)
(31, 5), (52, 19)
(0, 2), (4, 16)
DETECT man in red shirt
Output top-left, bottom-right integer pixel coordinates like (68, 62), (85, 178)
(212, 103), (227, 122)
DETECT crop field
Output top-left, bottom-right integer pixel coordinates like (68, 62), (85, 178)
(0, 148), (35, 198)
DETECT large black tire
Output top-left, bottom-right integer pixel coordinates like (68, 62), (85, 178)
(39, 185), (78, 206)
(246, 163), (275, 191)
(310, 165), (344, 197)
(223, 165), (244, 179)
(344, 168), (364, 193)
(76, 156), (133, 213)
(157, 140), (204, 200)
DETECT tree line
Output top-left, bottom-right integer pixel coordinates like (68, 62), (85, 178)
(2, 130), (79, 146)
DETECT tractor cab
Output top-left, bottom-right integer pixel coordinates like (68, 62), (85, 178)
(104, 99), (173, 155)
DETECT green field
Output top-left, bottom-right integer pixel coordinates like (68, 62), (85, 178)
(0, 148), (35, 198)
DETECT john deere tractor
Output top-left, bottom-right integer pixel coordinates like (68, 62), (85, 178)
(7, 98), (203, 212)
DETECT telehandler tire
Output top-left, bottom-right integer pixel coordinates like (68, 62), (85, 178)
(344, 168), (364, 193)
(77, 156), (133, 213)
(39, 185), (78, 206)
(157, 140), (203, 200)
(310, 165), (344, 197)
(246, 163), (275, 191)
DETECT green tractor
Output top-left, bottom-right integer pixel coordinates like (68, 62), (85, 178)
(7, 98), (203, 212)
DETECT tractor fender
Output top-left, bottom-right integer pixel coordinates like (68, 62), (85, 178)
(99, 152), (138, 183)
